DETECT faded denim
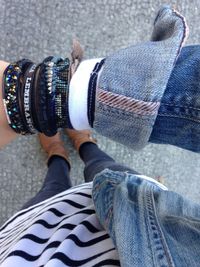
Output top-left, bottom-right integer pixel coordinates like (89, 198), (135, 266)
(91, 6), (200, 267)
(92, 169), (200, 267)
(94, 6), (188, 150)
(150, 45), (200, 152)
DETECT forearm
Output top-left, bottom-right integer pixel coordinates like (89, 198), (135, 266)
(0, 60), (18, 149)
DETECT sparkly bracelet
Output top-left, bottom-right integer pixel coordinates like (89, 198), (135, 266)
(37, 57), (62, 136)
(44, 56), (61, 135)
(55, 57), (70, 128)
(36, 56), (64, 136)
(3, 57), (72, 136)
(3, 64), (20, 130)
(3, 59), (33, 134)
(37, 57), (70, 135)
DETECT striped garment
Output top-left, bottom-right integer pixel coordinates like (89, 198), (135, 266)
(0, 183), (120, 267)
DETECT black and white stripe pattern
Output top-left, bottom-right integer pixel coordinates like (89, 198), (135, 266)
(0, 183), (120, 267)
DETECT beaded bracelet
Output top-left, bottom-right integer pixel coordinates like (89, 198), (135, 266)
(36, 57), (65, 136)
(44, 56), (61, 135)
(3, 59), (33, 134)
(55, 57), (70, 128)
(3, 56), (72, 136)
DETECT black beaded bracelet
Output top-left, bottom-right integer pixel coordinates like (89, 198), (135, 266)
(55, 57), (70, 128)
(3, 56), (72, 136)
(3, 63), (20, 131)
(38, 57), (70, 135)
(3, 59), (33, 134)
(36, 56), (66, 136)
(44, 56), (61, 135)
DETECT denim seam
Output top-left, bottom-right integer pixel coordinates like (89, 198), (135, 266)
(92, 177), (117, 230)
(95, 116), (150, 128)
(161, 103), (200, 111)
(97, 104), (154, 122)
(145, 185), (175, 267)
(95, 117), (151, 129)
(105, 206), (113, 229)
(172, 8), (188, 55)
(157, 113), (200, 123)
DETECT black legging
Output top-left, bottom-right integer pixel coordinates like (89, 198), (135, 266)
(21, 143), (138, 209)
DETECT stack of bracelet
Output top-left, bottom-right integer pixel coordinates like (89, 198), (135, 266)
(3, 56), (71, 136)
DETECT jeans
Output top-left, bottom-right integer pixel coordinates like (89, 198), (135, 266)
(91, 43), (200, 265)
(92, 169), (200, 267)
(94, 6), (187, 150)
(150, 45), (200, 153)
(91, 45), (200, 265)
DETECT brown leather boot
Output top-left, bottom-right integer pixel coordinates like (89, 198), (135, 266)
(38, 132), (70, 167)
(65, 129), (97, 152)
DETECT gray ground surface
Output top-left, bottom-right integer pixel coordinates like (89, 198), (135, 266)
(0, 0), (200, 226)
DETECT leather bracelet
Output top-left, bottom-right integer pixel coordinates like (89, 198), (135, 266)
(37, 62), (51, 135)
(31, 63), (42, 132)
(18, 60), (34, 134)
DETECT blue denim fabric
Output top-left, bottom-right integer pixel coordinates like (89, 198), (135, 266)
(84, 7), (200, 266)
(150, 45), (200, 152)
(92, 169), (200, 267)
(94, 6), (187, 150)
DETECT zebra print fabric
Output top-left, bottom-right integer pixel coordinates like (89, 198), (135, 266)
(0, 183), (120, 267)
